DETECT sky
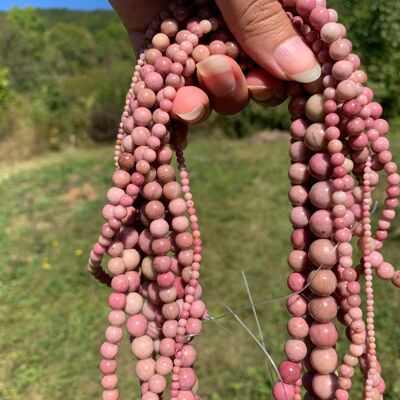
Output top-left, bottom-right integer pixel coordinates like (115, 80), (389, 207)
(0, 0), (112, 10)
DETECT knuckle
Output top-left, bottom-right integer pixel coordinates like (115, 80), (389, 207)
(238, 0), (292, 41)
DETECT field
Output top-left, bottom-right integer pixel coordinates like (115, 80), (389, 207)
(0, 134), (399, 399)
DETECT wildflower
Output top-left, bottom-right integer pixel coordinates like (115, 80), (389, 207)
(51, 240), (59, 247)
(75, 249), (83, 256)
(42, 261), (52, 270)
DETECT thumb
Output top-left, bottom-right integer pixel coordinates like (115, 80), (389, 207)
(215, 0), (321, 83)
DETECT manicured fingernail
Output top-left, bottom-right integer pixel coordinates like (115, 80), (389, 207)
(197, 55), (236, 97)
(273, 36), (321, 83)
(176, 104), (209, 124)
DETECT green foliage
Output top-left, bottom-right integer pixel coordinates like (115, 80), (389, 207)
(0, 67), (11, 108)
(0, 7), (133, 152)
(45, 22), (97, 74)
(330, 0), (400, 117)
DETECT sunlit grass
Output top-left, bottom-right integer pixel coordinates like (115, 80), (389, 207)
(0, 135), (399, 399)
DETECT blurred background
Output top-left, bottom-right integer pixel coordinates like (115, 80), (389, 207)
(0, 1), (399, 399)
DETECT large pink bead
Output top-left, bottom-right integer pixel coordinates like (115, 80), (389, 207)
(308, 296), (338, 322)
(179, 367), (196, 390)
(309, 180), (334, 209)
(309, 322), (338, 347)
(309, 210), (333, 238)
(149, 373), (167, 393)
(177, 391), (195, 400)
(181, 344), (197, 367)
(309, 152), (332, 179)
(127, 314), (148, 337)
(312, 374), (338, 399)
(308, 239), (338, 268)
(159, 338), (176, 357)
(135, 358), (155, 381)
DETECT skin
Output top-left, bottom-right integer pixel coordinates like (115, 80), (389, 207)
(109, 0), (321, 119)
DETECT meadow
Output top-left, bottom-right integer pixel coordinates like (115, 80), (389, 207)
(0, 133), (399, 400)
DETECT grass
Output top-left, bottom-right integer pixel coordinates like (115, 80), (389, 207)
(0, 134), (399, 400)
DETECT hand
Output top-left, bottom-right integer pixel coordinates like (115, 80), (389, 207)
(110, 0), (321, 119)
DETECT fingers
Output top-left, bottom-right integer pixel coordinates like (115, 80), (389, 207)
(171, 86), (211, 124)
(196, 55), (250, 115)
(171, 56), (287, 121)
(215, 0), (321, 83)
(196, 55), (286, 114)
(246, 68), (287, 106)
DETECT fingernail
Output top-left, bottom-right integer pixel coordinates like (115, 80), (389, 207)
(176, 104), (209, 124)
(197, 55), (236, 97)
(273, 36), (321, 83)
(247, 85), (275, 102)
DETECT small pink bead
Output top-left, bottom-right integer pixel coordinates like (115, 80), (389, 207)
(102, 389), (119, 400)
(105, 326), (123, 344)
(111, 275), (129, 293)
(101, 341), (118, 359)
(108, 292), (126, 310)
(273, 381), (295, 400)
(100, 359), (118, 374)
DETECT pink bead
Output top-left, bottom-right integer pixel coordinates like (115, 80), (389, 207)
(157, 271), (175, 287)
(127, 314), (148, 337)
(287, 317), (309, 338)
(179, 367), (196, 390)
(309, 7), (330, 29)
(102, 389), (119, 400)
(377, 262), (395, 280)
(105, 326), (123, 344)
(108, 292), (126, 310)
(101, 341), (118, 359)
(321, 22), (341, 43)
(290, 119), (309, 139)
(273, 381), (295, 400)
(100, 359), (117, 374)
(177, 391), (195, 400)
(133, 107), (153, 127)
(309, 180), (334, 209)
(284, 339), (307, 362)
(309, 152), (332, 179)
(149, 374), (167, 393)
(287, 295), (308, 317)
(336, 79), (357, 100)
(312, 374), (338, 399)
(279, 360), (301, 384)
(111, 275), (129, 293)
(296, 0), (317, 16)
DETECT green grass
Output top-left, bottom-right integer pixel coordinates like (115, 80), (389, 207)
(0, 135), (399, 400)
